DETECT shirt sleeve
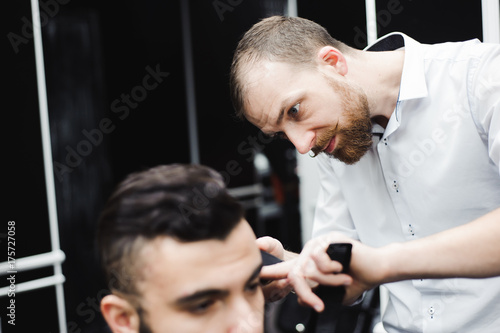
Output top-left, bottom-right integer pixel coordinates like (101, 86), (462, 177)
(311, 154), (359, 240)
(469, 42), (500, 174)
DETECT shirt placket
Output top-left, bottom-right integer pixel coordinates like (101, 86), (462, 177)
(377, 102), (417, 242)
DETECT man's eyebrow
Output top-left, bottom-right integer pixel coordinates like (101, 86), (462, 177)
(247, 263), (264, 285)
(276, 106), (286, 126)
(174, 263), (263, 307)
(175, 289), (229, 306)
(276, 97), (293, 126)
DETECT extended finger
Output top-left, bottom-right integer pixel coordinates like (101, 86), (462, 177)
(262, 279), (293, 302)
(288, 273), (325, 312)
(260, 260), (295, 280)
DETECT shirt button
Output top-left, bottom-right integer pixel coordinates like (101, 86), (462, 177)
(295, 323), (306, 332)
(428, 307), (435, 315)
(392, 181), (399, 191)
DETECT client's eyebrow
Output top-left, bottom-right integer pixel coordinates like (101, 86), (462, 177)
(174, 263), (263, 307)
(247, 263), (264, 284)
(175, 289), (229, 307)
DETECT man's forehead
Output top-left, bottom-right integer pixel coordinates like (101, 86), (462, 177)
(139, 235), (227, 271)
(244, 62), (288, 122)
(245, 61), (309, 130)
(244, 60), (293, 87)
(137, 222), (260, 289)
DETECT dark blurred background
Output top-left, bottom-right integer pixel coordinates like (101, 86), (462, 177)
(4, 0), (483, 332)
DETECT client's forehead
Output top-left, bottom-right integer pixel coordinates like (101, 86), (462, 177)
(135, 220), (260, 300)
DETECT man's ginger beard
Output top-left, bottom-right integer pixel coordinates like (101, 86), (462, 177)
(311, 74), (373, 165)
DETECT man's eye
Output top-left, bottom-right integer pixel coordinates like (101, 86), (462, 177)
(246, 281), (262, 293)
(288, 103), (300, 116)
(189, 299), (216, 314)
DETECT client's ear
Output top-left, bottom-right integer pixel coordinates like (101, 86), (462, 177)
(101, 294), (140, 333)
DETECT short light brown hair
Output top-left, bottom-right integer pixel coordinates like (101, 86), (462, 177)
(230, 15), (352, 119)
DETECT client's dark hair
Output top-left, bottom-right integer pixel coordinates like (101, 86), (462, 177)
(97, 164), (244, 298)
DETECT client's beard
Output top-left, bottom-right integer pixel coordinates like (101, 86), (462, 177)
(137, 306), (153, 333)
(311, 76), (373, 165)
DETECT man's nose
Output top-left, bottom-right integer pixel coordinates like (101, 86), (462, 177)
(285, 128), (314, 154)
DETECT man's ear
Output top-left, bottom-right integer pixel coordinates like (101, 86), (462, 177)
(101, 294), (141, 333)
(316, 46), (348, 76)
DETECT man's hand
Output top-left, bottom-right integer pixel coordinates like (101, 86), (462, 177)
(259, 232), (388, 311)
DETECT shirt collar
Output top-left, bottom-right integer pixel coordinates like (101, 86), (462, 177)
(364, 32), (428, 101)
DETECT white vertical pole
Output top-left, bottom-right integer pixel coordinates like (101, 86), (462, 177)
(287, 0), (319, 245)
(30, 0), (67, 332)
(181, 0), (200, 164)
(482, 0), (500, 43)
(365, 0), (378, 45)
(287, 0), (298, 17)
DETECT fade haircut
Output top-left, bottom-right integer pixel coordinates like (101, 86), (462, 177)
(230, 15), (353, 120)
(97, 164), (244, 300)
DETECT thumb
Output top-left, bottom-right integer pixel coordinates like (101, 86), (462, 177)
(256, 236), (284, 258)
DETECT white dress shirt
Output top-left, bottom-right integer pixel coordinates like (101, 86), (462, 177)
(312, 33), (500, 332)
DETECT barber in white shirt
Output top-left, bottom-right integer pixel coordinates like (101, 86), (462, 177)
(230, 15), (500, 333)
